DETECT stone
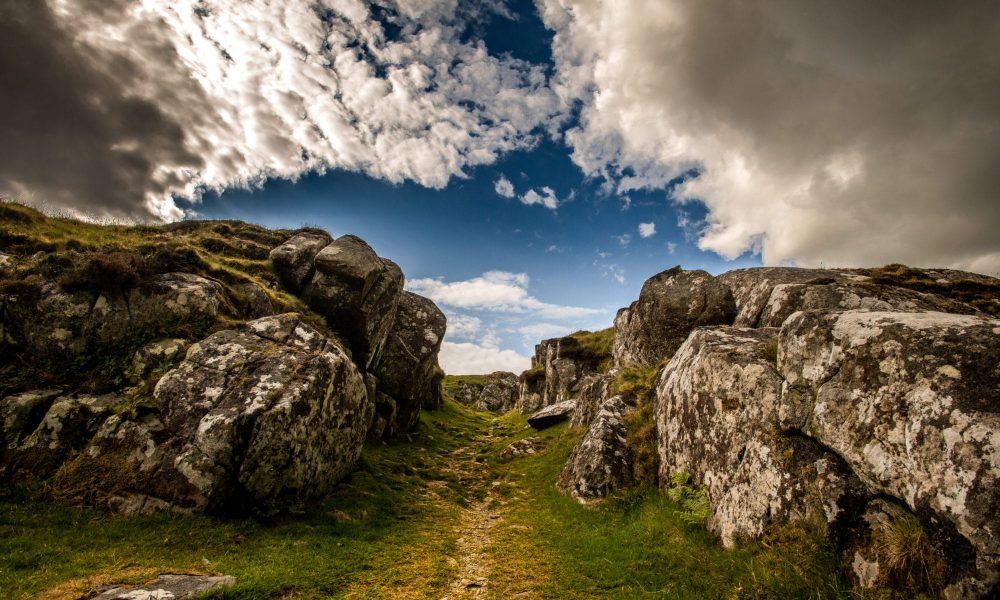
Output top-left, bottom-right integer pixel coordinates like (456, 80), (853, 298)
(569, 372), (615, 429)
(613, 267), (736, 367)
(371, 291), (446, 435)
(91, 574), (236, 600)
(54, 314), (372, 514)
(655, 326), (866, 546)
(517, 334), (609, 414)
(716, 267), (846, 327)
(304, 235), (404, 368)
(527, 399), (576, 429)
(558, 396), (635, 503)
(452, 372), (519, 413)
(268, 231), (332, 293)
(500, 437), (544, 460)
(231, 281), (275, 319)
(516, 368), (545, 415)
(126, 338), (188, 384)
(779, 309), (1000, 595)
(0, 388), (62, 448)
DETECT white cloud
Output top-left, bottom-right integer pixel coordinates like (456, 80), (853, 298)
(541, 0), (1000, 273)
(616, 233), (631, 247)
(445, 314), (482, 339)
(545, 244), (564, 253)
(638, 222), (656, 238)
(407, 270), (601, 319)
(438, 341), (531, 375)
(666, 241), (678, 254)
(518, 322), (573, 339)
(9, 0), (564, 220)
(494, 175), (515, 198)
(521, 186), (559, 210)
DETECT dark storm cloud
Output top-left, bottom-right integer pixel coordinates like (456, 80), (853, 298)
(0, 0), (203, 219)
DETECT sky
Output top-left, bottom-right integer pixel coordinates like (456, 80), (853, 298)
(2, 0), (999, 373)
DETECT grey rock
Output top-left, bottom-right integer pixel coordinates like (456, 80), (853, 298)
(613, 267), (736, 367)
(1, 388), (62, 448)
(126, 338), (188, 384)
(452, 372), (519, 413)
(232, 281), (276, 318)
(500, 437), (544, 460)
(517, 334), (608, 414)
(779, 309), (1000, 594)
(371, 291), (446, 435)
(304, 235), (404, 369)
(516, 368), (545, 415)
(91, 573), (236, 600)
(56, 314), (372, 513)
(569, 372), (615, 429)
(268, 231), (332, 293)
(656, 326), (865, 546)
(527, 399), (576, 429)
(716, 267), (847, 328)
(558, 396), (635, 503)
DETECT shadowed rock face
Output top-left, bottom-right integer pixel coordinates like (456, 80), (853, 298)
(52, 314), (371, 514)
(716, 267), (845, 328)
(372, 291), (446, 434)
(558, 396), (635, 504)
(527, 399), (576, 429)
(516, 335), (608, 414)
(613, 267), (736, 368)
(569, 372), (615, 429)
(453, 372), (520, 413)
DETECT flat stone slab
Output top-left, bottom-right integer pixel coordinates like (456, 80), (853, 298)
(527, 400), (576, 429)
(90, 574), (235, 599)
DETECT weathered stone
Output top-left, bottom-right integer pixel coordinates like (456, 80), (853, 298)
(2, 393), (118, 479)
(613, 267), (736, 367)
(371, 291), (446, 435)
(517, 334), (608, 414)
(656, 327), (866, 546)
(55, 314), (372, 514)
(757, 280), (979, 328)
(232, 281), (275, 319)
(516, 368), (545, 415)
(268, 231), (332, 293)
(304, 235), (404, 368)
(1, 388), (62, 448)
(500, 437), (544, 460)
(452, 372), (519, 413)
(126, 338), (188, 384)
(569, 372), (615, 429)
(558, 396), (635, 504)
(91, 573), (236, 600)
(527, 399), (576, 429)
(716, 267), (847, 328)
(779, 309), (1000, 594)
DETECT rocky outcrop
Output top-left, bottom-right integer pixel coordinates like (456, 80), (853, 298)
(569, 372), (615, 429)
(527, 399), (576, 429)
(52, 314), (372, 514)
(716, 267), (846, 328)
(372, 292), (446, 433)
(303, 235), (404, 369)
(517, 332), (610, 414)
(779, 310), (1000, 596)
(516, 368), (545, 414)
(558, 396), (635, 504)
(613, 267), (736, 368)
(451, 372), (519, 413)
(268, 231), (332, 293)
(92, 574), (236, 600)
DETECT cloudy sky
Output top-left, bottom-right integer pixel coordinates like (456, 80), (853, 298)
(3, 0), (999, 373)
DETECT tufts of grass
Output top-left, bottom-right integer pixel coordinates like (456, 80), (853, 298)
(863, 263), (1000, 316)
(871, 511), (947, 598)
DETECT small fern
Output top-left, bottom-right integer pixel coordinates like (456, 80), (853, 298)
(667, 471), (712, 526)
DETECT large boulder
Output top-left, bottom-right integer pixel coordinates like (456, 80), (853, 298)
(53, 314), (372, 514)
(613, 267), (736, 367)
(517, 334), (609, 414)
(716, 267), (846, 328)
(655, 327), (864, 546)
(558, 396), (635, 504)
(371, 291), (446, 435)
(451, 372), (520, 413)
(780, 310), (1000, 596)
(268, 231), (332, 293)
(527, 399), (576, 429)
(516, 368), (546, 414)
(303, 235), (404, 369)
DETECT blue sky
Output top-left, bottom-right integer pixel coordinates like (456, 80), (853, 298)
(5, 1), (998, 372)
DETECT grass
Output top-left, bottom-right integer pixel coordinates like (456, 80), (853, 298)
(861, 263), (1000, 316)
(564, 328), (615, 373)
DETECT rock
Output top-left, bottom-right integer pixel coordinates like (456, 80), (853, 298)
(126, 338), (188, 384)
(757, 280), (980, 328)
(613, 267), (736, 367)
(54, 314), (372, 513)
(500, 437), (544, 460)
(527, 399), (576, 429)
(91, 573), (236, 600)
(716, 267), (847, 327)
(558, 396), (634, 503)
(371, 291), (446, 435)
(268, 231), (332, 293)
(231, 281), (275, 318)
(569, 372), (615, 429)
(516, 368), (545, 414)
(0, 388), (62, 448)
(0, 252), (13, 276)
(779, 309), (1000, 595)
(304, 235), (404, 368)
(517, 334), (609, 414)
(3, 393), (119, 479)
(655, 326), (866, 546)
(452, 372), (519, 413)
